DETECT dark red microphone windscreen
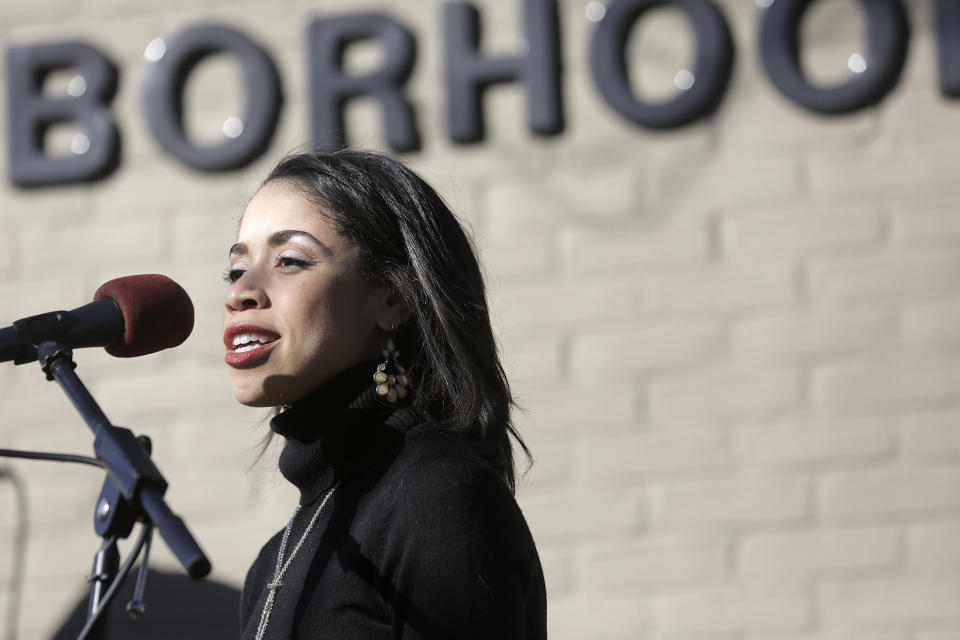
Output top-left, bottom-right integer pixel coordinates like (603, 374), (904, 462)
(94, 274), (195, 358)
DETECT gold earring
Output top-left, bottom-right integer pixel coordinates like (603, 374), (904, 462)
(373, 338), (409, 403)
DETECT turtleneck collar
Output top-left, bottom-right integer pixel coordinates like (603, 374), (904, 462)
(270, 359), (419, 505)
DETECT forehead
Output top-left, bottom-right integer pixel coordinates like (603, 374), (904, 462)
(238, 181), (337, 241)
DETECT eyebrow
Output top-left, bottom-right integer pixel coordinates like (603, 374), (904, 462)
(228, 229), (330, 257)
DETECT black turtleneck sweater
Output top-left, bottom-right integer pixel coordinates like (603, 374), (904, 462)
(239, 363), (547, 639)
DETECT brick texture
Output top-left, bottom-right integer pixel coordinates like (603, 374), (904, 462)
(580, 537), (728, 591)
(739, 527), (900, 575)
(649, 478), (810, 529)
(819, 469), (960, 519)
(818, 576), (960, 624)
(2, 1), (959, 639)
(651, 587), (812, 635)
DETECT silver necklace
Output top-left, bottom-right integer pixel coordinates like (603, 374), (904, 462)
(254, 483), (339, 640)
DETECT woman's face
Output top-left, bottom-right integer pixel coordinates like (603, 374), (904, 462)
(223, 180), (390, 406)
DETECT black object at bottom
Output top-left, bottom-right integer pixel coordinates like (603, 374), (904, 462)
(52, 570), (241, 640)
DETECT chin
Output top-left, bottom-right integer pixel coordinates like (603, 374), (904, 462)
(231, 377), (310, 408)
(236, 395), (275, 408)
(230, 379), (278, 407)
(233, 390), (272, 407)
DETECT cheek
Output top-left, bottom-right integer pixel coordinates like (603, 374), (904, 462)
(324, 282), (384, 355)
(322, 271), (377, 318)
(276, 268), (382, 359)
(284, 281), (365, 343)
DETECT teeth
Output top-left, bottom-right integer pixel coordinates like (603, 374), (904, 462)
(231, 333), (274, 348)
(234, 343), (261, 353)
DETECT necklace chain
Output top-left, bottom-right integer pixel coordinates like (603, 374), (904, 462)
(254, 483), (339, 640)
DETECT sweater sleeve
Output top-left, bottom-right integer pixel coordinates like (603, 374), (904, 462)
(380, 453), (546, 640)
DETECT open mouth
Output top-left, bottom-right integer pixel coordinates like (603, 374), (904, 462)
(224, 327), (280, 366)
(231, 333), (277, 353)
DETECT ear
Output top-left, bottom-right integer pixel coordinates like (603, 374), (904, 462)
(375, 289), (413, 333)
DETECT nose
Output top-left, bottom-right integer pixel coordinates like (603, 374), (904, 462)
(225, 272), (267, 311)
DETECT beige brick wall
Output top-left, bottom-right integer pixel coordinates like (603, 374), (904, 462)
(1, 0), (960, 638)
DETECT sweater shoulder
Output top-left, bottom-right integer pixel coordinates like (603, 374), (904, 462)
(364, 426), (533, 546)
(362, 424), (546, 638)
(388, 426), (509, 497)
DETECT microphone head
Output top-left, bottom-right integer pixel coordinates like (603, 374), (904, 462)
(94, 274), (195, 358)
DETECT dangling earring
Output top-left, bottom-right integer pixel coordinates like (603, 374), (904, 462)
(374, 338), (409, 403)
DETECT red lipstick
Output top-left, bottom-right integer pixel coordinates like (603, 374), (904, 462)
(223, 324), (280, 367)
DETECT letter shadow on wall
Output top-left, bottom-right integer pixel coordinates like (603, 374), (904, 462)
(50, 569), (240, 640)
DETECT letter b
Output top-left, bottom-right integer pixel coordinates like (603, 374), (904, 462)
(5, 41), (120, 187)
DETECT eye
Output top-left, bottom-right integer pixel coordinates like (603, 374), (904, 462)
(276, 254), (311, 269)
(222, 266), (245, 283)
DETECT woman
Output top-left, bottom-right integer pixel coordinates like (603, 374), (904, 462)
(223, 150), (546, 639)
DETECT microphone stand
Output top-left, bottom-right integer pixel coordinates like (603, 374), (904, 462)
(28, 340), (211, 640)
(82, 434), (155, 640)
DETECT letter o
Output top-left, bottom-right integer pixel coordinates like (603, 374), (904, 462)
(759, 0), (909, 114)
(589, 0), (735, 129)
(142, 24), (282, 171)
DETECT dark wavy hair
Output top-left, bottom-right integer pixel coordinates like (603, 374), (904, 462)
(262, 150), (529, 492)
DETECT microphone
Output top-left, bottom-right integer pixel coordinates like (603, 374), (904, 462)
(0, 274), (194, 365)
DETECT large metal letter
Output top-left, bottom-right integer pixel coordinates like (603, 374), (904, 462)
(6, 41), (119, 187)
(443, 0), (563, 143)
(309, 14), (419, 152)
(589, 0), (734, 129)
(935, 0), (960, 97)
(759, 0), (909, 114)
(142, 24), (282, 172)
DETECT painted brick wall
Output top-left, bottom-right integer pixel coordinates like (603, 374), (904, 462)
(2, 1), (960, 638)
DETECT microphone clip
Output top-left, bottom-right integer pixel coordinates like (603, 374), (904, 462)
(10, 310), (73, 365)
(36, 340), (76, 381)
